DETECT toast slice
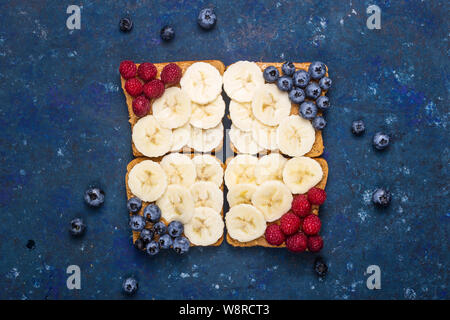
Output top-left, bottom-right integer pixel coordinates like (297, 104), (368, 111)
(120, 60), (226, 157)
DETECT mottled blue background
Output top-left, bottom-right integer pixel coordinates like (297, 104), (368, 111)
(0, 0), (448, 300)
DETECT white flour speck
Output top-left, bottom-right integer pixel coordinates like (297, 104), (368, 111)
(180, 272), (190, 278)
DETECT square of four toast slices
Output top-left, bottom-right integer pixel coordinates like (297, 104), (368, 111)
(121, 60), (328, 249)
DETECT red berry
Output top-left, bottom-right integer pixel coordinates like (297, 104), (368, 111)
(160, 63), (182, 85)
(143, 79), (165, 99)
(291, 194), (311, 217)
(286, 233), (307, 253)
(264, 224), (285, 246)
(119, 60), (137, 79)
(307, 187), (327, 205)
(280, 212), (301, 235)
(307, 235), (323, 252)
(137, 62), (157, 82)
(125, 78), (143, 97)
(302, 214), (321, 235)
(132, 96), (150, 117)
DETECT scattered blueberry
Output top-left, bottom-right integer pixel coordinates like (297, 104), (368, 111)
(288, 87), (305, 104)
(299, 101), (318, 120)
(146, 240), (160, 256)
(277, 76), (293, 92)
(308, 61), (327, 80)
(351, 120), (365, 136)
(372, 188), (391, 207)
(160, 25), (175, 41)
(153, 221), (167, 235)
(159, 234), (173, 249)
(173, 236), (190, 254)
(373, 132), (390, 150)
(292, 70), (310, 88)
(168, 221), (184, 237)
(316, 96), (330, 111)
(139, 228), (154, 243)
(119, 17), (133, 33)
(305, 82), (322, 100)
(26, 239), (35, 250)
(143, 204), (161, 223)
(134, 238), (145, 251)
(127, 197), (142, 214)
(84, 187), (105, 207)
(263, 66), (279, 83)
(312, 116), (327, 130)
(197, 8), (217, 30)
(314, 257), (328, 277)
(281, 62), (296, 76)
(122, 277), (138, 295)
(319, 77), (332, 91)
(69, 218), (86, 237)
(129, 215), (146, 232)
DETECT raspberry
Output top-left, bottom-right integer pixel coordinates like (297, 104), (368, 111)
(137, 62), (157, 82)
(286, 232), (307, 253)
(264, 224), (285, 246)
(132, 96), (150, 117)
(125, 78), (143, 97)
(160, 63), (182, 85)
(307, 187), (327, 205)
(307, 235), (323, 252)
(119, 60), (137, 79)
(302, 214), (321, 235)
(280, 212), (301, 235)
(143, 79), (165, 99)
(291, 194), (311, 217)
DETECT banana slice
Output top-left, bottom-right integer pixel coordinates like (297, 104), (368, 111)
(128, 160), (168, 202)
(227, 183), (257, 207)
(184, 207), (224, 246)
(224, 154), (258, 188)
(171, 123), (190, 151)
(229, 124), (263, 154)
(277, 115), (315, 157)
(192, 154), (223, 186)
(190, 181), (223, 212)
(152, 87), (191, 129)
(187, 123), (223, 152)
(132, 115), (173, 157)
(251, 181), (293, 222)
(229, 100), (255, 132)
(252, 120), (278, 151)
(251, 83), (291, 126)
(156, 184), (194, 224)
(282, 157), (323, 194)
(225, 204), (266, 242)
(223, 61), (264, 102)
(255, 153), (287, 185)
(189, 94), (225, 129)
(160, 153), (196, 187)
(180, 62), (223, 104)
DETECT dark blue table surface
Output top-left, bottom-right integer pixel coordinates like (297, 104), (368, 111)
(0, 0), (448, 300)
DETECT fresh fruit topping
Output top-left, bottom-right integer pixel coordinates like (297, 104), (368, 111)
(305, 82), (322, 100)
(134, 238), (145, 250)
(143, 79), (165, 99)
(153, 221), (167, 235)
(122, 277), (138, 295)
(281, 62), (296, 76)
(299, 101), (318, 120)
(308, 61), (326, 80)
(69, 218), (86, 236)
(161, 63), (182, 85)
(119, 17), (133, 33)
(277, 76), (293, 92)
(137, 62), (157, 82)
(129, 215), (146, 232)
(307, 235), (324, 252)
(286, 232), (308, 252)
(291, 194), (312, 217)
(264, 224), (286, 246)
(351, 120), (365, 136)
(127, 197), (142, 214)
(160, 25), (175, 41)
(143, 204), (161, 223)
(280, 212), (301, 235)
(139, 228), (154, 243)
(146, 240), (160, 255)
(132, 96), (150, 117)
(167, 221), (184, 238)
(314, 257), (328, 277)
(288, 87), (305, 104)
(319, 77), (332, 90)
(292, 70), (310, 88)
(84, 187), (105, 207)
(373, 132), (390, 150)
(316, 96), (330, 111)
(125, 78), (143, 97)
(307, 187), (327, 205)
(263, 66), (279, 83)
(159, 234), (173, 249)
(173, 236), (190, 254)
(119, 60), (137, 79)
(302, 214), (321, 235)
(312, 116), (327, 130)
(198, 8), (217, 30)
(372, 188), (391, 207)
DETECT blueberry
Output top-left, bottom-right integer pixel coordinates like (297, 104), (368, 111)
(308, 61), (327, 80)
(134, 238), (145, 251)
(316, 96), (330, 111)
(314, 257), (328, 278)
(160, 25), (175, 41)
(168, 221), (184, 238)
(159, 234), (173, 249)
(263, 66), (279, 83)
(146, 240), (160, 256)
(197, 8), (217, 30)
(129, 215), (146, 232)
(119, 17), (133, 33)
(373, 132), (390, 150)
(173, 236), (190, 254)
(351, 120), (365, 136)
(127, 197), (142, 214)
(299, 101), (318, 120)
(69, 218), (86, 237)
(319, 77), (332, 90)
(305, 82), (322, 100)
(122, 277), (138, 295)
(312, 116), (327, 130)
(281, 62), (296, 76)
(153, 221), (167, 235)
(277, 76), (293, 92)
(139, 228), (154, 243)
(288, 88), (305, 104)
(292, 70), (310, 88)
(84, 187), (105, 207)
(143, 204), (161, 223)
(372, 188), (391, 207)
